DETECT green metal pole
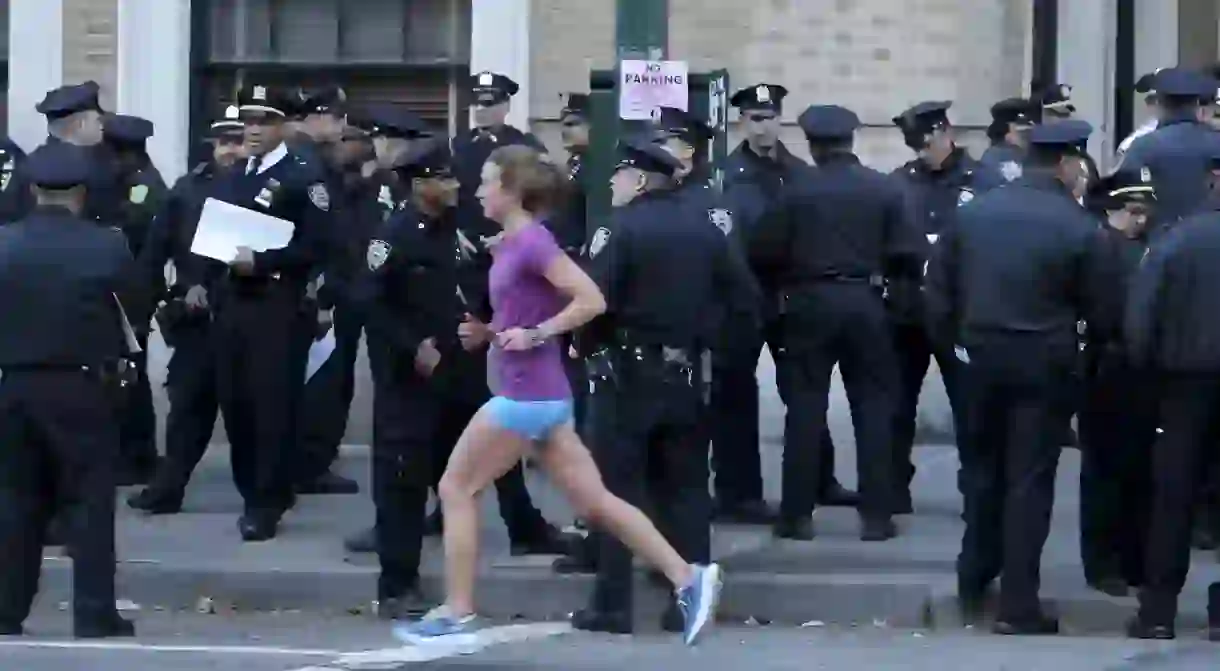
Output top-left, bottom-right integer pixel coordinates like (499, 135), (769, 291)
(615, 0), (669, 135)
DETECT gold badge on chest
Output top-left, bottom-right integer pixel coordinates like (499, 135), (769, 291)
(255, 178), (281, 209)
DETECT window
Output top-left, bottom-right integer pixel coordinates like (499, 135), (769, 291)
(207, 0), (468, 65)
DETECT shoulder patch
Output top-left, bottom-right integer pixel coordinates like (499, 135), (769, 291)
(708, 208), (733, 235)
(366, 239), (391, 271)
(588, 227), (611, 258)
(308, 183), (330, 211)
(129, 184), (149, 205)
(957, 188), (974, 206)
(1000, 160), (1022, 182)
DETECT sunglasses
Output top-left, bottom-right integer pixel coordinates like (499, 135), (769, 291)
(745, 113), (777, 123)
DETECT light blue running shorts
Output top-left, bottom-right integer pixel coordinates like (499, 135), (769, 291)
(484, 396), (574, 441)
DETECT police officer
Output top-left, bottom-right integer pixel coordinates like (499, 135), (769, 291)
(1035, 84), (1101, 186)
(0, 135), (31, 224)
(34, 81), (127, 225)
(211, 83), (330, 541)
(572, 138), (758, 634)
(1077, 168), (1158, 597)
(976, 97), (1037, 191)
(555, 92), (591, 254)
(751, 105), (918, 542)
(127, 104), (247, 514)
(294, 86), (363, 496)
(924, 119), (1110, 634)
(101, 113), (166, 485)
(888, 100), (977, 512)
(452, 72), (547, 241)
(1119, 67), (1220, 226)
(0, 141), (137, 638)
(1123, 153), (1220, 639)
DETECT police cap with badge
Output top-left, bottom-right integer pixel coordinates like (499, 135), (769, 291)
(102, 114), (154, 149)
(615, 136), (684, 177)
(1027, 118), (1094, 157)
(989, 97), (1040, 130)
(893, 100), (952, 150)
(471, 71), (519, 107)
(1147, 67), (1217, 102)
(1037, 83), (1076, 118)
(236, 82), (288, 121)
(1089, 168), (1155, 212)
(209, 102), (244, 140)
(351, 103), (432, 139)
(651, 106), (716, 147)
(298, 86), (348, 118)
(398, 138), (453, 180)
(561, 93), (590, 123)
(730, 84), (788, 117)
(24, 141), (92, 190)
(36, 81), (103, 119)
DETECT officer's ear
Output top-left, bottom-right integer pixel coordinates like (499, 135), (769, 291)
(633, 169), (648, 193)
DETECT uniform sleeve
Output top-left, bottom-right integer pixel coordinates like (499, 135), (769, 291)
(358, 230), (423, 356)
(523, 133), (549, 153)
(134, 184), (181, 306)
(579, 220), (626, 355)
(1077, 227), (1126, 343)
(923, 219), (960, 347)
(252, 178), (329, 276)
(745, 188), (794, 287)
(1123, 234), (1173, 368)
(881, 181), (925, 280)
(711, 229), (762, 338)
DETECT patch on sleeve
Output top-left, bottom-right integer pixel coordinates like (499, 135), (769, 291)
(308, 183), (330, 211)
(588, 227), (611, 258)
(129, 184), (149, 204)
(708, 208), (733, 235)
(366, 239), (391, 271)
(1000, 161), (1022, 182)
(956, 188), (974, 206)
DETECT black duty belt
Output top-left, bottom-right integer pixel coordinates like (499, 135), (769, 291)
(808, 271), (883, 286)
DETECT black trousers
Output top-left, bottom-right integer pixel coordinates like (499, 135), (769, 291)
(712, 317), (838, 505)
(1138, 373), (1220, 624)
(297, 305), (363, 484)
(890, 321), (963, 500)
(956, 335), (1071, 619)
(118, 334), (157, 475)
(588, 353), (711, 612)
(214, 286), (308, 515)
(1077, 349), (1155, 586)
(780, 286), (897, 520)
(0, 369), (120, 624)
(150, 325), (220, 495)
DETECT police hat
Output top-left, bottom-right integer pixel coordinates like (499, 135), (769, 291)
(103, 114), (154, 145)
(24, 142), (92, 189)
(797, 104), (861, 140)
(471, 71), (519, 107)
(1150, 67), (1216, 99)
(236, 83), (287, 118)
(209, 103), (244, 136)
(1027, 119), (1093, 152)
(730, 84), (789, 113)
(893, 101), (951, 134)
(352, 103), (431, 139)
(989, 97), (1039, 126)
(36, 81), (103, 119)
(1134, 69), (1163, 95)
(651, 106), (715, 145)
(1038, 83), (1076, 114)
(340, 124), (371, 142)
(299, 86), (348, 117)
(1091, 168), (1155, 210)
(561, 93), (590, 119)
(615, 136), (683, 177)
(398, 138), (453, 179)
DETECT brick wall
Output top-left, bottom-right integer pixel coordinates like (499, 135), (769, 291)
(61, 0), (118, 110)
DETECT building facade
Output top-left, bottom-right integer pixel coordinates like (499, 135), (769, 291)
(2, 0), (1215, 183)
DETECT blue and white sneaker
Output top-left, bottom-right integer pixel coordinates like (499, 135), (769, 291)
(392, 605), (480, 647)
(675, 563), (723, 646)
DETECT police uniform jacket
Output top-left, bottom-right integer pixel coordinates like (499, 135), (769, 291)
(115, 163), (168, 259)
(140, 161), (228, 299)
(974, 141), (1025, 191)
(1125, 202), (1220, 372)
(0, 205), (132, 366)
(924, 173), (1114, 349)
(452, 125), (547, 240)
(36, 137), (127, 226)
(0, 138), (32, 224)
(584, 189), (759, 352)
(361, 200), (490, 401)
(1117, 112), (1220, 225)
(549, 152), (587, 256)
(209, 144), (330, 294)
(317, 166), (383, 311)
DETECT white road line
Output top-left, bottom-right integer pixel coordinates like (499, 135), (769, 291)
(296, 622), (574, 671)
(0, 640), (341, 656)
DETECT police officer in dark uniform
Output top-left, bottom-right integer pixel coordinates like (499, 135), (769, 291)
(211, 83), (330, 541)
(127, 104), (248, 514)
(0, 141), (137, 638)
(1119, 67), (1220, 227)
(751, 105), (918, 542)
(34, 82), (126, 226)
(555, 92), (591, 254)
(1077, 168), (1158, 597)
(1123, 152), (1220, 639)
(101, 113), (166, 485)
(452, 71), (547, 241)
(924, 119), (1110, 635)
(887, 100), (977, 513)
(1035, 83), (1101, 186)
(975, 97), (1037, 191)
(571, 138), (759, 634)
(0, 136), (31, 224)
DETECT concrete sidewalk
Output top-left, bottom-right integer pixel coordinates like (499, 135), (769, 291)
(33, 443), (1220, 637)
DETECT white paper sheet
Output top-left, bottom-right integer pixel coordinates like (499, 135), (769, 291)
(305, 326), (336, 382)
(113, 293), (142, 354)
(190, 198), (295, 262)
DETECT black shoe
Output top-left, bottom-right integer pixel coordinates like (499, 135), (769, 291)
(1088, 576), (1130, 598)
(424, 509), (443, 537)
(297, 471), (360, 495)
(1207, 582), (1220, 641)
(238, 513), (279, 542)
(772, 516), (815, 541)
(891, 494), (914, 515)
(860, 516), (897, 542)
(1192, 526), (1218, 551)
(510, 524), (577, 556)
(0, 621), (22, 636)
(45, 518), (67, 547)
(74, 614), (135, 639)
(1125, 616), (1174, 640)
(993, 614), (1059, 636)
(957, 591), (988, 625)
(570, 608), (632, 634)
(378, 588), (433, 621)
(552, 554), (597, 575)
(817, 483), (860, 508)
(660, 601), (684, 633)
(713, 499), (777, 525)
(126, 487), (184, 515)
(344, 527), (377, 554)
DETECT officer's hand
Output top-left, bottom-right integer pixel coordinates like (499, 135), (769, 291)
(230, 246), (255, 274)
(496, 327), (538, 351)
(568, 345), (579, 359)
(457, 313), (491, 351)
(414, 338), (442, 377)
(316, 309), (334, 340)
(184, 285), (209, 311)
